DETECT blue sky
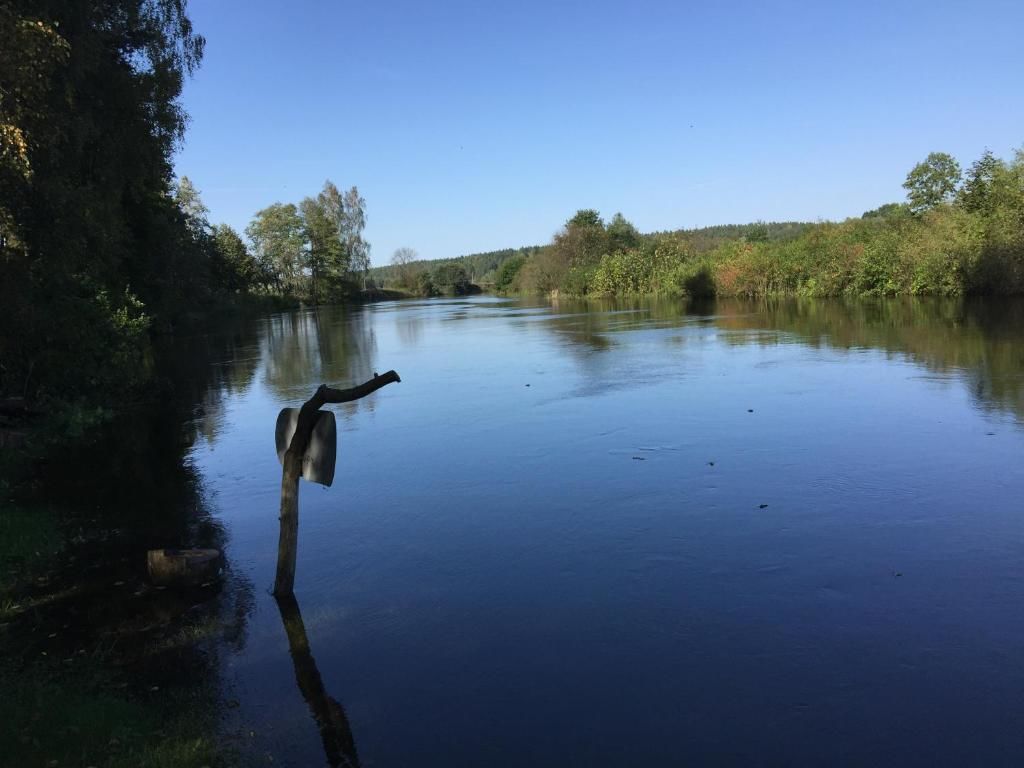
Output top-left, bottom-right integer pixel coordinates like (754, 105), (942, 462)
(174, 0), (1024, 266)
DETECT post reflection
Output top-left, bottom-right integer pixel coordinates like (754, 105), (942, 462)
(275, 594), (361, 768)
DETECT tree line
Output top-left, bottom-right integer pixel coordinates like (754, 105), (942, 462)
(383, 247), (478, 297)
(370, 244), (543, 288)
(0, 1), (370, 411)
(185, 177), (371, 302)
(489, 147), (1024, 299)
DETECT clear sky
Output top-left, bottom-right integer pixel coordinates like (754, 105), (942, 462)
(174, 0), (1024, 266)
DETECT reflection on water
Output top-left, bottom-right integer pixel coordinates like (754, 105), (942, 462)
(262, 309), (377, 404)
(276, 593), (360, 767)
(538, 296), (1024, 421)
(184, 295), (1024, 767)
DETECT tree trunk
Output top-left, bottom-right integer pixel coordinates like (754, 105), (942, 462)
(273, 370), (400, 596)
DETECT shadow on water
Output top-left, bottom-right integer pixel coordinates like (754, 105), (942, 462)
(0, 311), (267, 764)
(275, 593), (361, 768)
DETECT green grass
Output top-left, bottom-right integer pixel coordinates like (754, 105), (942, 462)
(1, 495), (235, 766)
(0, 665), (229, 768)
(0, 504), (61, 567)
(0, 502), (62, 616)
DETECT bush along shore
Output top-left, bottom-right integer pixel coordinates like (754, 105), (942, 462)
(472, 148), (1023, 300)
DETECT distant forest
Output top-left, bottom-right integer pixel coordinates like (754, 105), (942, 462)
(376, 147), (1023, 301)
(370, 223), (812, 295)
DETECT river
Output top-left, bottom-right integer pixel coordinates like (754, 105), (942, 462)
(176, 296), (1024, 765)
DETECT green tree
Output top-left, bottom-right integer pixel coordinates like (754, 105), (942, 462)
(299, 186), (348, 302)
(745, 222), (770, 243)
(212, 224), (258, 292)
(568, 209), (603, 228)
(958, 150), (1006, 216)
(247, 203), (305, 295)
(314, 180), (351, 286)
(390, 247), (419, 291)
(494, 255), (526, 293)
(862, 202), (910, 219)
(903, 152), (962, 214)
(607, 212), (641, 251)
(432, 262), (471, 295)
(174, 176), (211, 237)
(341, 186), (369, 285)
(415, 270), (436, 297)
(543, 208), (609, 288)
(0, 0), (205, 402)
(0, 7), (69, 249)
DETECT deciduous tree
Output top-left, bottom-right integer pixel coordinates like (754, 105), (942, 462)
(904, 152), (962, 214)
(341, 186), (369, 285)
(390, 247), (419, 290)
(247, 203), (305, 295)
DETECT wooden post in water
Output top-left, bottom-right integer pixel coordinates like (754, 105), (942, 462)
(274, 370), (401, 596)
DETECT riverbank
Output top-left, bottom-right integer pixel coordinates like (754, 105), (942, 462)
(504, 206), (1023, 300)
(0, 315), (264, 767)
(0, 490), (236, 767)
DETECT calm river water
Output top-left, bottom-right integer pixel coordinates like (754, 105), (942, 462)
(185, 296), (1024, 766)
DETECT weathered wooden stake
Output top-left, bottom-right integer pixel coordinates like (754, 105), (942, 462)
(274, 370), (401, 596)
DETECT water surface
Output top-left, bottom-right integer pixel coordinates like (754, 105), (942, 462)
(190, 297), (1024, 766)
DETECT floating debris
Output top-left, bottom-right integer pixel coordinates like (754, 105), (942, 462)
(758, 504), (769, 509)
(632, 456), (646, 461)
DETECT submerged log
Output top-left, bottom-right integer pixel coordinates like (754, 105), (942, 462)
(147, 548), (222, 587)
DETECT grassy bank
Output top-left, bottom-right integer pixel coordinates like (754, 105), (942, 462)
(0, 344), (255, 767)
(0, 447), (239, 766)
(0, 489), (240, 766)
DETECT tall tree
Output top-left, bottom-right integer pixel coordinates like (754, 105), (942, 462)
(958, 150), (1006, 216)
(175, 176), (211, 237)
(903, 152), (962, 214)
(0, 6), (69, 250)
(607, 212), (641, 251)
(554, 209), (609, 267)
(247, 203), (305, 295)
(390, 246), (418, 290)
(0, 0), (205, 401)
(341, 186), (370, 285)
(212, 223), (258, 292)
(315, 180), (350, 287)
(299, 197), (330, 302)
